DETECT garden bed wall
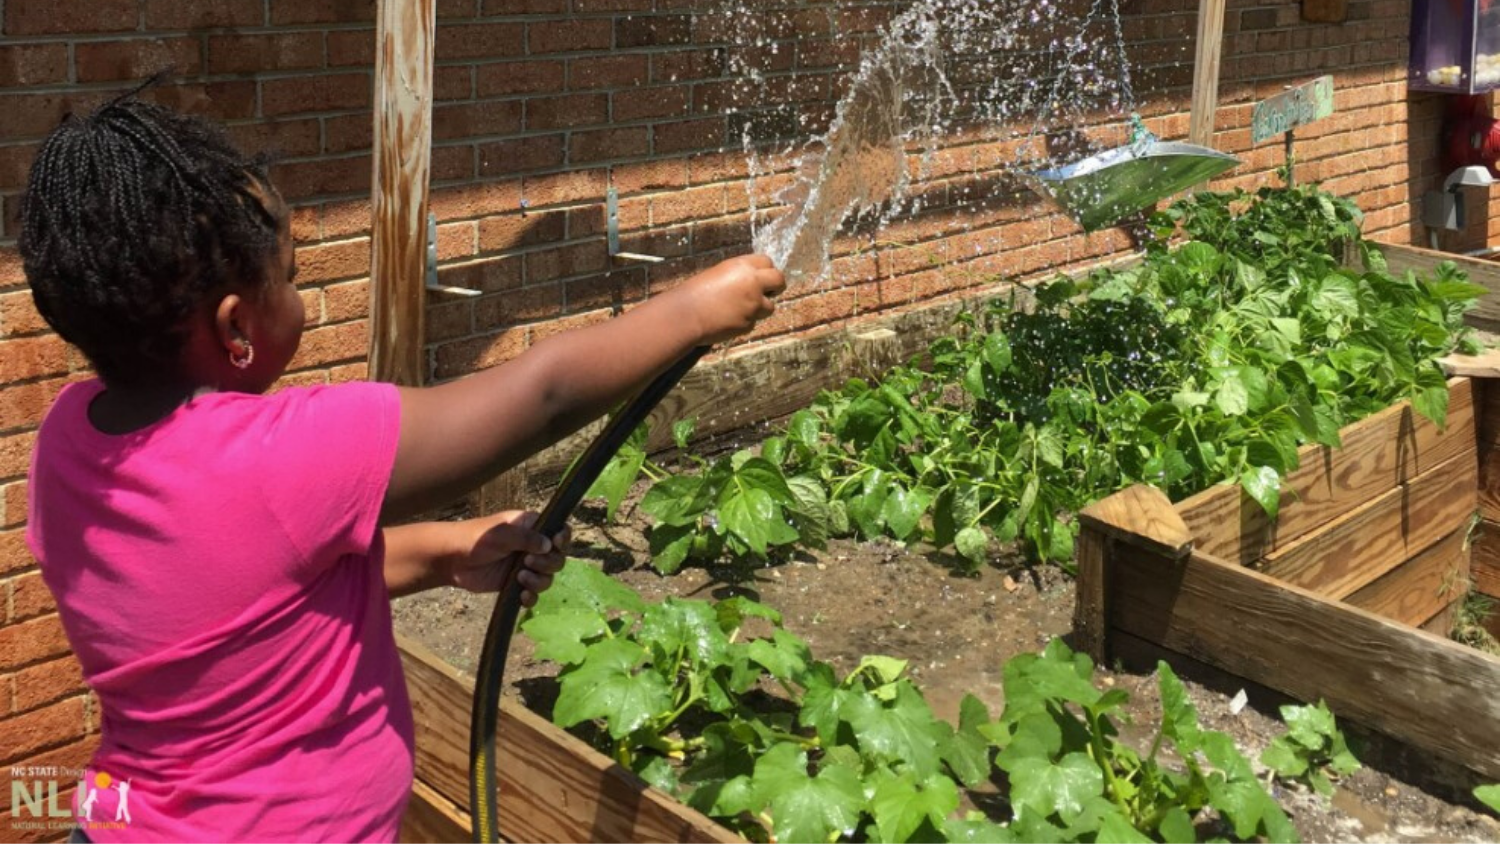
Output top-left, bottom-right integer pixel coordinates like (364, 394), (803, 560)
(1075, 373), (1500, 782)
(395, 636), (735, 843)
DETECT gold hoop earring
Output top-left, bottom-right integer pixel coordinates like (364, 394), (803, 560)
(232, 342), (254, 369)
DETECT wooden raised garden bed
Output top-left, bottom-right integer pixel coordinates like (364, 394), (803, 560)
(399, 240), (1500, 840)
(1075, 373), (1500, 783)
(396, 636), (736, 843)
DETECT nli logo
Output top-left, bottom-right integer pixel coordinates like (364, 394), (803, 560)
(9, 766), (133, 834)
(10, 777), (73, 818)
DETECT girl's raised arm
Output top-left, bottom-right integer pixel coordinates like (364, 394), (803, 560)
(381, 254), (784, 521)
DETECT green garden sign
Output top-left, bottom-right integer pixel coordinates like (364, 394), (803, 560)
(1252, 75), (1335, 145)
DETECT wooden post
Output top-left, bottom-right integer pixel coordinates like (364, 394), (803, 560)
(1075, 485), (1194, 662)
(368, 0), (435, 386)
(1188, 0), (1227, 151)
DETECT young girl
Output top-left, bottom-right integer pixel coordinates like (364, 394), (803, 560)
(20, 92), (784, 843)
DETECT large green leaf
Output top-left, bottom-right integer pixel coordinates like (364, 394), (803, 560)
(735, 457), (799, 505)
(786, 474), (832, 548)
(520, 609), (607, 667)
(648, 522), (695, 574)
(941, 694), (995, 788)
(532, 559), (645, 617)
(553, 638), (672, 739)
(870, 770), (960, 843)
(1007, 751), (1104, 824)
(846, 681), (949, 779)
(746, 628), (813, 685)
(718, 484), (779, 556)
(799, 662), (864, 744)
(882, 483), (933, 541)
(1155, 662), (1201, 754)
(954, 526), (988, 566)
(640, 597), (729, 668)
(640, 474), (709, 527)
(585, 422), (647, 519)
(752, 743), (865, 844)
(1240, 464), (1282, 519)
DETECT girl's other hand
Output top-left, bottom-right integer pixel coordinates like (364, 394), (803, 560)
(446, 511), (571, 605)
(680, 254), (786, 345)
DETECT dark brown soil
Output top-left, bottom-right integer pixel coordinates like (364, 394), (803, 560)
(392, 496), (1500, 843)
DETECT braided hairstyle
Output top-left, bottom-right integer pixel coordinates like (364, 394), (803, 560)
(18, 88), (283, 386)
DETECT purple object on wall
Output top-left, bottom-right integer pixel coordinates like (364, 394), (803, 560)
(1410, 0), (1500, 93)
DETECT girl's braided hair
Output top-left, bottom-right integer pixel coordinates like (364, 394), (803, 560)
(18, 84), (282, 386)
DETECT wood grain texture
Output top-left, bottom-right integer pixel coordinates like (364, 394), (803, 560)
(1188, 0), (1226, 150)
(1474, 519), (1500, 599)
(1441, 350), (1500, 379)
(1344, 528), (1470, 629)
(1073, 529), (1110, 662)
(402, 779), (471, 843)
(1176, 379), (1475, 565)
(1477, 382), (1500, 525)
(1372, 242), (1500, 329)
(1258, 449), (1477, 599)
(397, 637), (737, 844)
(1078, 485), (1193, 558)
(1107, 546), (1500, 780)
(369, 0), (434, 386)
(1420, 602), (1461, 639)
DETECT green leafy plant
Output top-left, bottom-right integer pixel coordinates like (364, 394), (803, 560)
(1259, 700), (1360, 796)
(599, 182), (1482, 571)
(523, 559), (1299, 843)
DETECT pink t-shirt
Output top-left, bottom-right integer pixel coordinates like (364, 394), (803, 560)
(26, 379), (413, 842)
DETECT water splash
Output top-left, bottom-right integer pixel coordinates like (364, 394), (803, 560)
(751, 3), (952, 286)
(724, 0), (1169, 287)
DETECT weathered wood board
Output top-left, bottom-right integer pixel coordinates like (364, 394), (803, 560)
(1258, 448), (1477, 598)
(401, 779), (470, 844)
(1175, 379), (1475, 566)
(1109, 545), (1500, 780)
(1476, 520), (1500, 599)
(369, 0), (434, 386)
(398, 637), (735, 844)
(1079, 374), (1500, 781)
(1344, 528), (1471, 629)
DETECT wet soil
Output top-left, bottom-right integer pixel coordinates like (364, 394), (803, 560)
(393, 496), (1500, 843)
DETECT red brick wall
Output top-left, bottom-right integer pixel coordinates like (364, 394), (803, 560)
(0, 0), (1444, 837)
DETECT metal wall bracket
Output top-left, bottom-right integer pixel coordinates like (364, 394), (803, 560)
(423, 212), (480, 297)
(606, 187), (664, 264)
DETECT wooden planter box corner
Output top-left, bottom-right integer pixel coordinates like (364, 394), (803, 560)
(1076, 375), (1500, 782)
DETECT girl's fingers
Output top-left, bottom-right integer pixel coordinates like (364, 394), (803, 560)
(523, 550), (567, 574)
(477, 520), (551, 557)
(517, 569), (554, 599)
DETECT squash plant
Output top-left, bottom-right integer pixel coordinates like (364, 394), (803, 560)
(523, 560), (1300, 843)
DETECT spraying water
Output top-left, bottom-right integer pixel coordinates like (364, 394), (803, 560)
(750, 4), (952, 285)
(731, 0), (1200, 286)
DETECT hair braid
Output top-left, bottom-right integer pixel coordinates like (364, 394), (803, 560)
(18, 90), (281, 386)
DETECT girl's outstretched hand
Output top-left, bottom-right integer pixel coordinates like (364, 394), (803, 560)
(680, 254), (787, 345)
(446, 510), (571, 605)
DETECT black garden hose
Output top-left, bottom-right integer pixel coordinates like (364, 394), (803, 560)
(469, 346), (710, 843)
